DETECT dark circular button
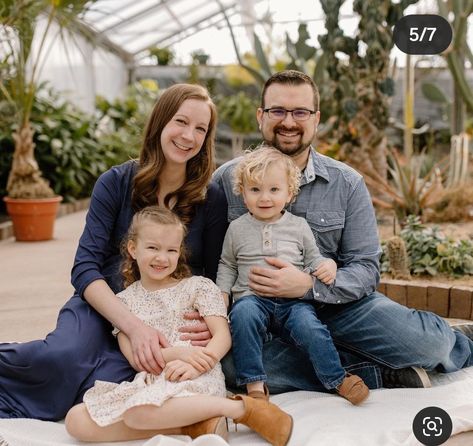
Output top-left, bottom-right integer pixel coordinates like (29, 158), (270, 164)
(412, 406), (453, 445)
(393, 15), (452, 55)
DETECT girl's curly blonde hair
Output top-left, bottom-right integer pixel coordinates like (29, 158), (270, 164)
(121, 206), (192, 288)
(233, 145), (302, 201)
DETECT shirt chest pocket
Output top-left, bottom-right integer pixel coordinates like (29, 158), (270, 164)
(306, 210), (345, 255)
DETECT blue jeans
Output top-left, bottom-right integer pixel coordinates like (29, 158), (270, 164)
(229, 295), (346, 389)
(223, 292), (473, 394)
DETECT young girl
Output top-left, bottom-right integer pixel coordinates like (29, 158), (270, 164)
(217, 146), (370, 405)
(65, 207), (293, 446)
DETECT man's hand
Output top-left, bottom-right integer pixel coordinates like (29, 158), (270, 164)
(179, 311), (212, 346)
(128, 323), (171, 375)
(170, 346), (217, 372)
(314, 259), (337, 285)
(164, 359), (201, 382)
(248, 257), (313, 298)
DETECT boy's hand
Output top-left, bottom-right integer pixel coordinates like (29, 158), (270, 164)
(314, 259), (337, 285)
(164, 359), (201, 382)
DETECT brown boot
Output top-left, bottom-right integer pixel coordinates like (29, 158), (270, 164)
(248, 382), (270, 401)
(181, 416), (228, 440)
(336, 374), (369, 405)
(232, 394), (293, 446)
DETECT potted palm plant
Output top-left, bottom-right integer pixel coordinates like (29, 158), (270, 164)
(1, 0), (90, 241)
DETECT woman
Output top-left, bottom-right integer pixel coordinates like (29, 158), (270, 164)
(0, 84), (228, 424)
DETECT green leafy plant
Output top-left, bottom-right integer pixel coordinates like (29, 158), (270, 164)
(147, 46), (174, 66)
(217, 92), (258, 156)
(95, 81), (159, 162)
(0, 0), (94, 198)
(0, 85), (126, 203)
(191, 50), (210, 65)
(381, 215), (473, 276)
(363, 149), (447, 222)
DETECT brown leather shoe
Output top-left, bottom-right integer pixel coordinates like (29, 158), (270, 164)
(336, 374), (370, 405)
(181, 416), (228, 440)
(232, 394), (293, 446)
(248, 382), (270, 401)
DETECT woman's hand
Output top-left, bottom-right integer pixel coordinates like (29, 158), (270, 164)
(171, 346), (218, 372)
(128, 322), (171, 375)
(179, 311), (212, 346)
(164, 359), (201, 382)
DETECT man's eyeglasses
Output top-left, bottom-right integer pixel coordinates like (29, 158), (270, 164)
(263, 108), (316, 121)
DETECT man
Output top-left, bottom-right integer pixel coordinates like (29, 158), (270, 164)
(213, 70), (473, 393)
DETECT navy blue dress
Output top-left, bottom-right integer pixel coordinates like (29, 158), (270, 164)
(0, 160), (228, 420)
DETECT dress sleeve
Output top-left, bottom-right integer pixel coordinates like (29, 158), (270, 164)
(201, 182), (228, 281)
(192, 277), (228, 318)
(111, 285), (134, 336)
(70, 167), (125, 298)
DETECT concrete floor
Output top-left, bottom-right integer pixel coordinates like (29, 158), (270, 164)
(0, 210), (86, 342)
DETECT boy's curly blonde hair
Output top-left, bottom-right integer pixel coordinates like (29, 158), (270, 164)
(233, 145), (302, 201)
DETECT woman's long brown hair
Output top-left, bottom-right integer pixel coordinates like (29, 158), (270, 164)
(131, 83), (217, 225)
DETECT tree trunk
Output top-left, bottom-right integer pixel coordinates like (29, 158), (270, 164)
(7, 122), (55, 198)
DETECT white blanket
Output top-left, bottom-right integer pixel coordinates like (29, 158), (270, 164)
(1, 368), (473, 446)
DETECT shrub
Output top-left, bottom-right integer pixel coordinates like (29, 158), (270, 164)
(380, 215), (473, 277)
(423, 183), (473, 223)
(0, 85), (130, 203)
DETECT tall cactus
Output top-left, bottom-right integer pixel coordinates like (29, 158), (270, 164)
(436, 0), (473, 134)
(318, 0), (417, 179)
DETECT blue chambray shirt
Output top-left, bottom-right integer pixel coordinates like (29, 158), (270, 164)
(212, 147), (382, 305)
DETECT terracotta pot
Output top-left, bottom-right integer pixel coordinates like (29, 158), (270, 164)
(3, 196), (63, 241)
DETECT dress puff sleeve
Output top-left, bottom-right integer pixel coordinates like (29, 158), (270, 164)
(191, 276), (228, 319)
(111, 283), (136, 336)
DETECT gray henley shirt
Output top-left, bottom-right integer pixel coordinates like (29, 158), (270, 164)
(216, 211), (326, 301)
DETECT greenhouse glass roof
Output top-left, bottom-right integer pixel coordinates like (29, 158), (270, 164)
(82, 0), (255, 59)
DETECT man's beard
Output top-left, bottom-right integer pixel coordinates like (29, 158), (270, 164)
(264, 124), (312, 158)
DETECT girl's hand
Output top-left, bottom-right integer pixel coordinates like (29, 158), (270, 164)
(179, 311), (212, 346)
(128, 322), (171, 375)
(171, 346), (218, 372)
(164, 359), (200, 382)
(314, 259), (337, 285)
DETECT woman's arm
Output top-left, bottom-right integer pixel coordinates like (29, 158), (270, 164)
(84, 280), (169, 374)
(71, 165), (170, 374)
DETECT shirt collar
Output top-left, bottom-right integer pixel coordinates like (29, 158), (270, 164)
(301, 146), (330, 184)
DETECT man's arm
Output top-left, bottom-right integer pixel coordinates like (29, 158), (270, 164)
(248, 178), (380, 303)
(304, 178), (381, 304)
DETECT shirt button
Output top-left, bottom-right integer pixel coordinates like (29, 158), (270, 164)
(336, 300), (341, 303)
(265, 241), (270, 246)
(320, 218), (325, 222)
(315, 292), (320, 297)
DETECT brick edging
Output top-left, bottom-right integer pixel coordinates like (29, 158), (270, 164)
(379, 279), (473, 320)
(0, 198), (90, 241)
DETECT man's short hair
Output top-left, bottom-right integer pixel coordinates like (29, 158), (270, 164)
(261, 70), (320, 112)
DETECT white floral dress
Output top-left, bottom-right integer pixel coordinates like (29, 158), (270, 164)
(83, 276), (228, 427)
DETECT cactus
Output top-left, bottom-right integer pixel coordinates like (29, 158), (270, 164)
(386, 236), (411, 280)
(436, 0), (473, 133)
(317, 0), (417, 179)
